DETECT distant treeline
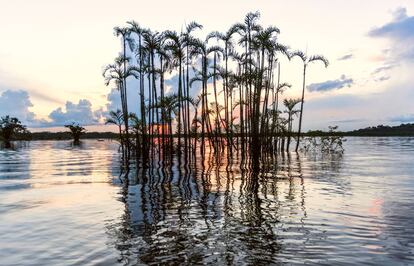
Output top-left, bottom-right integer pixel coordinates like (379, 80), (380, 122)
(11, 123), (414, 141)
(307, 123), (414, 137)
(15, 131), (118, 141)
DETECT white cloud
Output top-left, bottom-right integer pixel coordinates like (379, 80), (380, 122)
(48, 99), (102, 126)
(0, 89), (47, 126)
(307, 75), (353, 92)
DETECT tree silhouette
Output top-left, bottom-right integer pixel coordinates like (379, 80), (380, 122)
(291, 51), (329, 152)
(105, 110), (124, 151)
(64, 123), (86, 143)
(283, 98), (301, 152)
(0, 116), (28, 148)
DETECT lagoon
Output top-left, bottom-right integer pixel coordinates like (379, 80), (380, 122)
(0, 138), (413, 265)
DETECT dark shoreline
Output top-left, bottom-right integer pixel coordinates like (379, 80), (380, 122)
(7, 123), (414, 141)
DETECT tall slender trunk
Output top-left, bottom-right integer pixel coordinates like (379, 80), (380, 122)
(138, 35), (147, 157)
(186, 45), (191, 152)
(122, 37), (130, 159)
(177, 58), (183, 152)
(286, 114), (292, 152)
(151, 50), (160, 159)
(274, 62), (280, 151)
(200, 57), (206, 156)
(225, 43), (232, 146)
(213, 53), (222, 135)
(160, 55), (165, 152)
(295, 64), (306, 152)
(238, 63), (244, 145)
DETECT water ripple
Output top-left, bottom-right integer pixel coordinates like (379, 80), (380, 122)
(0, 138), (413, 265)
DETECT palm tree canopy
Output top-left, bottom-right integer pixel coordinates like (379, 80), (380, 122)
(105, 110), (124, 125)
(283, 98), (301, 111)
(308, 55), (329, 67)
(291, 50), (329, 67)
(113, 26), (130, 38)
(276, 82), (292, 93)
(290, 50), (307, 62)
(185, 21), (203, 35)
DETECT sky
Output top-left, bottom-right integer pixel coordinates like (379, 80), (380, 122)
(0, 0), (414, 131)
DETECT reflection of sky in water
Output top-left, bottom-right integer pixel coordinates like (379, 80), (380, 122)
(0, 138), (413, 265)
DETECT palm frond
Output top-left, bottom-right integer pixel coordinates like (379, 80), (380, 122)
(186, 21), (203, 33)
(308, 55), (329, 67)
(290, 50), (307, 62)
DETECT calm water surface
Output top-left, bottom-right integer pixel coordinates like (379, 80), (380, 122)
(0, 138), (413, 265)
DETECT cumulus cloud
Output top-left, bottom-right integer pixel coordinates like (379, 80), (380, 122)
(0, 89), (105, 127)
(0, 90), (34, 120)
(0, 89), (47, 126)
(48, 99), (102, 126)
(307, 75), (353, 92)
(105, 85), (140, 115)
(337, 53), (353, 61)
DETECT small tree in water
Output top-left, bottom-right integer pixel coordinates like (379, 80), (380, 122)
(64, 123), (86, 143)
(0, 116), (28, 148)
(303, 126), (345, 153)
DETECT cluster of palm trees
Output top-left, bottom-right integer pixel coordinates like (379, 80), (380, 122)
(103, 11), (328, 160)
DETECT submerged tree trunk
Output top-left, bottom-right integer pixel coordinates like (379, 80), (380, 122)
(295, 65), (306, 152)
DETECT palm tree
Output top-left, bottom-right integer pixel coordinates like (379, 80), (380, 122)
(204, 42), (224, 141)
(105, 109), (124, 151)
(127, 21), (149, 148)
(291, 51), (329, 152)
(0, 116), (28, 148)
(127, 21), (148, 154)
(164, 30), (185, 151)
(155, 36), (172, 150)
(230, 52), (247, 142)
(128, 113), (143, 156)
(189, 38), (218, 153)
(183, 22), (203, 148)
(207, 26), (237, 141)
(252, 27), (283, 140)
(151, 94), (180, 146)
(142, 30), (162, 153)
(283, 98), (301, 152)
(113, 26), (131, 133)
(272, 82), (291, 150)
(103, 56), (139, 155)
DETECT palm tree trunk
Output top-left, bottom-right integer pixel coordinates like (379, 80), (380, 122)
(151, 50), (161, 160)
(295, 65), (307, 152)
(286, 114), (292, 152)
(186, 45), (191, 152)
(122, 37), (130, 160)
(160, 55), (166, 152)
(138, 35), (147, 156)
(177, 59), (183, 152)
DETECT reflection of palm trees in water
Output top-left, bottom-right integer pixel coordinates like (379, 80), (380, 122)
(107, 147), (325, 264)
(304, 152), (349, 194)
